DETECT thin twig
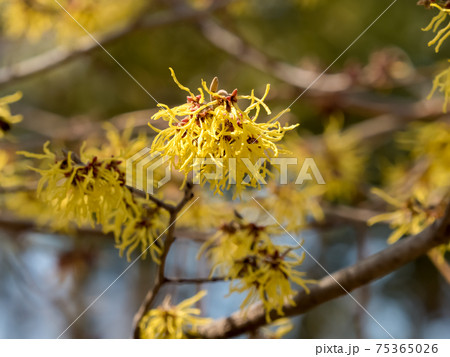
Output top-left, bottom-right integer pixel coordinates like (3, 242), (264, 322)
(164, 276), (227, 284)
(132, 182), (194, 338)
(0, 1), (232, 87)
(197, 19), (352, 93)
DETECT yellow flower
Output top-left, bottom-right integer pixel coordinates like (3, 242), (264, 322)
(229, 244), (313, 321)
(139, 291), (211, 339)
(199, 219), (314, 321)
(422, 3), (450, 52)
(1, 149), (75, 231)
(261, 183), (325, 232)
(395, 121), (450, 193)
(0, 150), (21, 188)
(149, 69), (298, 197)
(177, 194), (233, 230)
(104, 196), (169, 262)
(19, 142), (133, 226)
(427, 62), (450, 113)
(368, 188), (446, 244)
(0, 92), (22, 138)
(314, 116), (366, 201)
(84, 119), (149, 161)
(198, 219), (274, 277)
(19, 141), (168, 262)
(1, 0), (146, 42)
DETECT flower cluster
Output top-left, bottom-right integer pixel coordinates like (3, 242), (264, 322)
(422, 3), (450, 53)
(286, 116), (366, 202)
(0, 150), (21, 188)
(20, 142), (132, 227)
(177, 194), (234, 230)
(139, 291), (211, 339)
(199, 218), (314, 320)
(423, 3), (450, 112)
(259, 183), (325, 233)
(368, 188), (446, 244)
(149, 69), (298, 197)
(19, 129), (169, 262)
(0, 92), (22, 138)
(369, 121), (450, 247)
(1, 0), (146, 42)
(317, 117), (367, 201)
(399, 121), (450, 191)
(428, 62), (450, 113)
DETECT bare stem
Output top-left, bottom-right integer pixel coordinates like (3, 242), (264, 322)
(132, 182), (194, 338)
(164, 276), (227, 284)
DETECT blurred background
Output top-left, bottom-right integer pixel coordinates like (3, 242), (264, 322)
(0, 0), (449, 338)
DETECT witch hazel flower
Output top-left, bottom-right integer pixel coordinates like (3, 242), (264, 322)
(149, 69), (299, 197)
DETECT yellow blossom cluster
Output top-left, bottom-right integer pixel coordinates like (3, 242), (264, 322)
(259, 183), (325, 233)
(1, 0), (146, 42)
(177, 194), (234, 231)
(0, 92), (22, 138)
(422, 3), (450, 53)
(394, 5), (450, 252)
(0, 150), (62, 229)
(19, 142), (133, 227)
(149, 69), (298, 197)
(368, 188), (446, 244)
(139, 291), (211, 339)
(0, 150), (21, 188)
(285, 117), (366, 202)
(19, 134), (168, 262)
(369, 121), (450, 247)
(399, 121), (450, 191)
(423, 4), (450, 112)
(428, 62), (450, 113)
(316, 117), (367, 201)
(199, 218), (314, 320)
(0, 148), (74, 231)
(85, 120), (149, 160)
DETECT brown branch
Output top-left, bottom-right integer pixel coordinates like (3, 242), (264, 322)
(197, 19), (352, 93)
(126, 185), (176, 213)
(0, 183), (37, 194)
(164, 276), (227, 284)
(195, 204), (450, 338)
(0, 1), (231, 88)
(0, 213), (210, 244)
(197, 19), (449, 124)
(322, 204), (382, 225)
(132, 182), (194, 338)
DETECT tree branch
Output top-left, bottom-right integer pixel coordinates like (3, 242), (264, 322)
(132, 181), (194, 338)
(0, 1), (231, 88)
(196, 19), (447, 123)
(195, 204), (450, 338)
(164, 276), (227, 284)
(197, 19), (352, 93)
